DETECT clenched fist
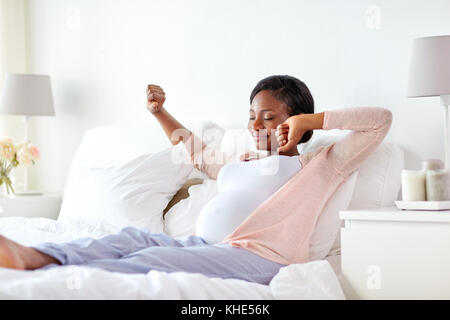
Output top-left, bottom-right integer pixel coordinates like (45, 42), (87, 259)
(276, 114), (307, 153)
(146, 84), (166, 113)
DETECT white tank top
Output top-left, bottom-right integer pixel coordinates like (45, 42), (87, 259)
(195, 155), (302, 244)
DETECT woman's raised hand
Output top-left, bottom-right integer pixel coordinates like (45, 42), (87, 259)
(146, 84), (166, 113)
(276, 115), (307, 153)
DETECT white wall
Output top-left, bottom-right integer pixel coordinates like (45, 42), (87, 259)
(23, 0), (450, 193)
(0, 0), (29, 190)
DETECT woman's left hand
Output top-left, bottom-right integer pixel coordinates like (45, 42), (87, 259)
(276, 115), (307, 153)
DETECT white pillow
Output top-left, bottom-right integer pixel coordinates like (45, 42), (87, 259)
(59, 143), (193, 232)
(299, 132), (404, 210)
(164, 179), (218, 237)
(72, 123), (171, 168)
(308, 171), (358, 261)
(72, 120), (224, 170)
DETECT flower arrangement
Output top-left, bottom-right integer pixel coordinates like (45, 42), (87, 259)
(0, 137), (40, 195)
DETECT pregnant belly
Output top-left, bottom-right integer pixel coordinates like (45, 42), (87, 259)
(195, 190), (266, 244)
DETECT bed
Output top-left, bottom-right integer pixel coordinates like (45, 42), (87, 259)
(0, 119), (404, 299)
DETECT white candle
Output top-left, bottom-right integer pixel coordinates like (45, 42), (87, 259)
(422, 159), (444, 171)
(426, 169), (450, 201)
(401, 170), (426, 201)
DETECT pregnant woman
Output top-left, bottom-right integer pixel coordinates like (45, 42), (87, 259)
(0, 75), (392, 285)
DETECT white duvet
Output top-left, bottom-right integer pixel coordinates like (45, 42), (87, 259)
(0, 217), (345, 300)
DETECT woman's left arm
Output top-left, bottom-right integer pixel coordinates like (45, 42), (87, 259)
(278, 107), (393, 177)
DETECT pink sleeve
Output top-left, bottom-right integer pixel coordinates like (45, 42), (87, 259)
(300, 107), (392, 177)
(182, 132), (239, 180)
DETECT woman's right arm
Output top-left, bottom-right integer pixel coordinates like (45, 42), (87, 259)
(147, 84), (238, 180)
(147, 84), (192, 145)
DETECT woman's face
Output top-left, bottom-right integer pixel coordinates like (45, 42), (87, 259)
(248, 90), (292, 152)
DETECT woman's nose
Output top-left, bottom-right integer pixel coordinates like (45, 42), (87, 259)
(252, 118), (265, 131)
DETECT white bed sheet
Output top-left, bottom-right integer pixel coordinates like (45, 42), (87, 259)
(0, 217), (345, 300)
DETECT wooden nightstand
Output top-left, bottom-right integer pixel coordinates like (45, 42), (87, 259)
(340, 206), (450, 300)
(0, 193), (62, 220)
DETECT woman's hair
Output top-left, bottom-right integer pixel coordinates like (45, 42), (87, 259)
(249, 75), (314, 144)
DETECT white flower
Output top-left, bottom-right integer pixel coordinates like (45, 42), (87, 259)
(15, 142), (40, 166)
(17, 146), (32, 167)
(0, 137), (16, 162)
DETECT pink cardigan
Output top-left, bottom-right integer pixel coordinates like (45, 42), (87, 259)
(183, 107), (393, 265)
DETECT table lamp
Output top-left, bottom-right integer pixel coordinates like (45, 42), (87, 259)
(407, 35), (450, 169)
(0, 73), (55, 195)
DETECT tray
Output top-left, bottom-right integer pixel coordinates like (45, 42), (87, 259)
(395, 200), (450, 211)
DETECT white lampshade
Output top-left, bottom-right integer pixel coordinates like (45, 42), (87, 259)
(407, 35), (450, 98)
(0, 73), (55, 116)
